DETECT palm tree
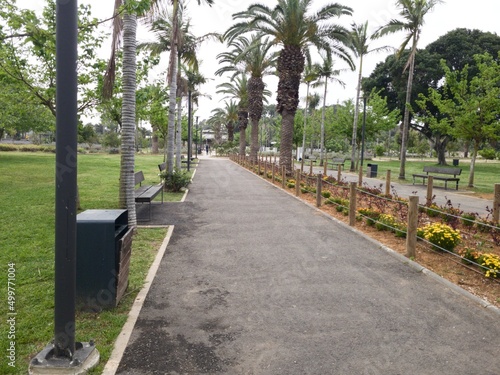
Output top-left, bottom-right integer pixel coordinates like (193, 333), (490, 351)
(300, 58), (319, 160)
(211, 101), (239, 142)
(313, 53), (346, 166)
(183, 65), (208, 164)
(104, 1), (214, 228)
(216, 74), (249, 156)
(216, 34), (276, 162)
(376, 0), (443, 179)
(348, 21), (391, 172)
(225, 0), (353, 173)
(140, 6), (197, 169)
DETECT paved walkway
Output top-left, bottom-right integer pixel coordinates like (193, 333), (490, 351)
(116, 158), (499, 374)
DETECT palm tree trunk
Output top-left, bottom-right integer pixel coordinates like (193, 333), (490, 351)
(250, 118), (259, 162)
(280, 109), (295, 173)
(119, 11), (137, 228)
(166, 1), (179, 174)
(238, 110), (248, 156)
(350, 55), (363, 172)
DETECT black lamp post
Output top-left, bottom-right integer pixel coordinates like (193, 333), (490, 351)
(30, 1), (98, 372)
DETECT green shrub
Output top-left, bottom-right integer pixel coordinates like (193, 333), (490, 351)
(321, 191), (331, 199)
(479, 147), (496, 160)
(160, 169), (191, 192)
(0, 144), (18, 151)
(357, 208), (381, 227)
(375, 214), (397, 232)
(460, 212), (476, 227)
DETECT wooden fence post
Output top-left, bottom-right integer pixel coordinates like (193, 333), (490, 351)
(272, 163), (275, 184)
(385, 170), (391, 196)
(426, 176), (434, 206)
(309, 160), (314, 176)
(295, 169), (300, 196)
(337, 164), (342, 183)
(494, 183), (500, 223)
(282, 166), (286, 188)
(316, 173), (322, 207)
(264, 161), (267, 179)
(358, 166), (363, 186)
(406, 196), (419, 259)
(300, 157), (304, 174)
(258, 159), (261, 176)
(349, 182), (357, 227)
(323, 155), (328, 175)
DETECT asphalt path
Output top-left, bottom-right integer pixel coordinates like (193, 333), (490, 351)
(116, 158), (500, 375)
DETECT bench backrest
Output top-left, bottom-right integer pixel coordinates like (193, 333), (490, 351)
(423, 166), (462, 176)
(134, 171), (145, 186)
(158, 162), (166, 173)
(329, 158), (345, 163)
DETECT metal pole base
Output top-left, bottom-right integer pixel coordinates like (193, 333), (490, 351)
(29, 341), (99, 375)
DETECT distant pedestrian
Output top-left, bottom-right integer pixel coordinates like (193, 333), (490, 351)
(205, 144), (209, 155)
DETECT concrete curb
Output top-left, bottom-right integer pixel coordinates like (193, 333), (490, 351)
(233, 160), (500, 317)
(102, 225), (175, 375)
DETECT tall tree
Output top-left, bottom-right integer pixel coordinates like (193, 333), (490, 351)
(300, 58), (319, 160)
(216, 34), (275, 162)
(417, 54), (500, 187)
(365, 28), (500, 165)
(376, 0), (443, 179)
(211, 100), (238, 142)
(225, 0), (353, 173)
(163, 0), (214, 173)
(312, 53), (345, 165)
(217, 74), (249, 156)
(348, 21), (391, 171)
(105, 0), (214, 228)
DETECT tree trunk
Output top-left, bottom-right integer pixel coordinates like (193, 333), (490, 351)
(350, 54), (363, 172)
(248, 77), (264, 163)
(433, 136), (449, 165)
(399, 44), (417, 180)
(151, 125), (159, 154)
(227, 122), (234, 142)
(166, 1), (179, 174)
(238, 110), (248, 156)
(280, 108), (295, 174)
(468, 140), (479, 187)
(119, 11), (137, 228)
(276, 45), (304, 174)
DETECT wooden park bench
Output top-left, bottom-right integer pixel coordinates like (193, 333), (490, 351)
(326, 158), (345, 170)
(304, 155), (318, 163)
(412, 166), (462, 190)
(134, 171), (163, 221)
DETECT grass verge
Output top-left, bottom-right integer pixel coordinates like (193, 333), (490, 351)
(0, 152), (177, 374)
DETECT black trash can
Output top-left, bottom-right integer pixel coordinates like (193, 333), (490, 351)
(367, 163), (378, 178)
(76, 209), (133, 311)
(453, 159), (459, 166)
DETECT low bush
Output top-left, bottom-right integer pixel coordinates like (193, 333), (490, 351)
(160, 168), (191, 192)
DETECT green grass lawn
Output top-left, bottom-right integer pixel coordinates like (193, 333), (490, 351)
(0, 152), (178, 374)
(351, 158), (500, 195)
(299, 157), (500, 195)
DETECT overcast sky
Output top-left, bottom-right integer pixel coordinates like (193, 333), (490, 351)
(17, 0), (500, 123)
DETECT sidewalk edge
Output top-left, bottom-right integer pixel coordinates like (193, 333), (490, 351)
(102, 225), (175, 375)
